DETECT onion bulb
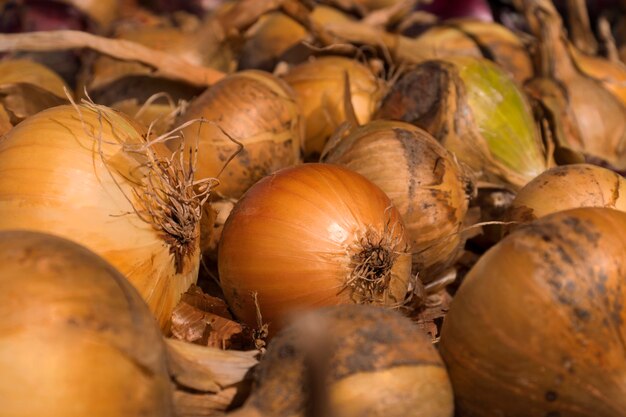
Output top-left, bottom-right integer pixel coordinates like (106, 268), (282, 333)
(0, 104), (210, 330)
(230, 305), (453, 417)
(283, 57), (385, 159)
(322, 120), (472, 282)
(507, 164), (626, 223)
(376, 56), (550, 190)
(0, 230), (173, 417)
(440, 207), (626, 416)
(171, 70), (303, 199)
(0, 59), (69, 129)
(218, 163), (413, 332)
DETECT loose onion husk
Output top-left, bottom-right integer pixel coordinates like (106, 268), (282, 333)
(171, 70), (303, 200)
(440, 207), (626, 416)
(376, 56), (550, 190)
(282, 56), (385, 159)
(322, 120), (473, 282)
(507, 163), (626, 224)
(218, 163), (413, 333)
(0, 230), (173, 417)
(0, 103), (211, 330)
(230, 305), (454, 417)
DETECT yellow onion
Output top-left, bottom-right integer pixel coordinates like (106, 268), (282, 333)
(239, 6), (353, 71)
(0, 59), (69, 127)
(0, 104), (209, 329)
(376, 56), (550, 190)
(171, 70), (302, 199)
(569, 45), (626, 107)
(411, 19), (533, 84)
(522, 0), (626, 170)
(440, 207), (626, 416)
(507, 164), (626, 223)
(322, 120), (473, 282)
(283, 56), (385, 159)
(230, 305), (453, 417)
(0, 230), (173, 417)
(218, 163), (413, 332)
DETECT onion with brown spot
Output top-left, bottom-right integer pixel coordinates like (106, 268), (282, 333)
(440, 207), (626, 416)
(507, 164), (626, 224)
(322, 120), (473, 282)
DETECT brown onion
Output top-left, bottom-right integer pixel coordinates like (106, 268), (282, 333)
(0, 230), (173, 417)
(0, 104), (208, 329)
(507, 163), (626, 223)
(172, 70), (303, 199)
(283, 56), (385, 159)
(230, 305), (454, 417)
(440, 207), (626, 416)
(322, 120), (472, 282)
(218, 163), (413, 332)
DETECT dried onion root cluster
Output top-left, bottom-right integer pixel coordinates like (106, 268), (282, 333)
(0, 102), (214, 329)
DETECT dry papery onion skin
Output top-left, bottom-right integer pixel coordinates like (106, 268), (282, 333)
(322, 120), (472, 282)
(218, 163), (413, 333)
(172, 70), (302, 200)
(0, 103), (208, 330)
(283, 56), (385, 159)
(230, 305), (453, 417)
(440, 207), (626, 417)
(0, 230), (173, 417)
(376, 56), (549, 190)
(507, 163), (626, 224)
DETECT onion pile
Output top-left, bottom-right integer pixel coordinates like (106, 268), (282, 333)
(172, 70), (303, 200)
(440, 208), (626, 416)
(231, 305), (454, 417)
(322, 120), (473, 282)
(0, 103), (210, 329)
(218, 163), (413, 332)
(283, 56), (385, 159)
(0, 230), (173, 417)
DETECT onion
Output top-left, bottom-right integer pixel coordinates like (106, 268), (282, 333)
(218, 163), (413, 332)
(230, 305), (454, 417)
(322, 120), (472, 282)
(416, 0), (493, 22)
(172, 70), (303, 199)
(282, 56), (385, 159)
(522, 0), (626, 170)
(0, 59), (68, 130)
(440, 207), (626, 416)
(0, 230), (173, 416)
(238, 6), (353, 71)
(376, 56), (550, 190)
(507, 164), (626, 223)
(0, 103), (210, 329)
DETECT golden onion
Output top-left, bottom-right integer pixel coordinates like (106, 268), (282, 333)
(0, 104), (209, 330)
(0, 230), (173, 417)
(218, 163), (413, 332)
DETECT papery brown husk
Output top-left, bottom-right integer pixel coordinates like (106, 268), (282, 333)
(376, 57), (550, 190)
(229, 305), (454, 417)
(171, 70), (303, 200)
(440, 207), (626, 416)
(322, 120), (472, 283)
(521, 0), (626, 170)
